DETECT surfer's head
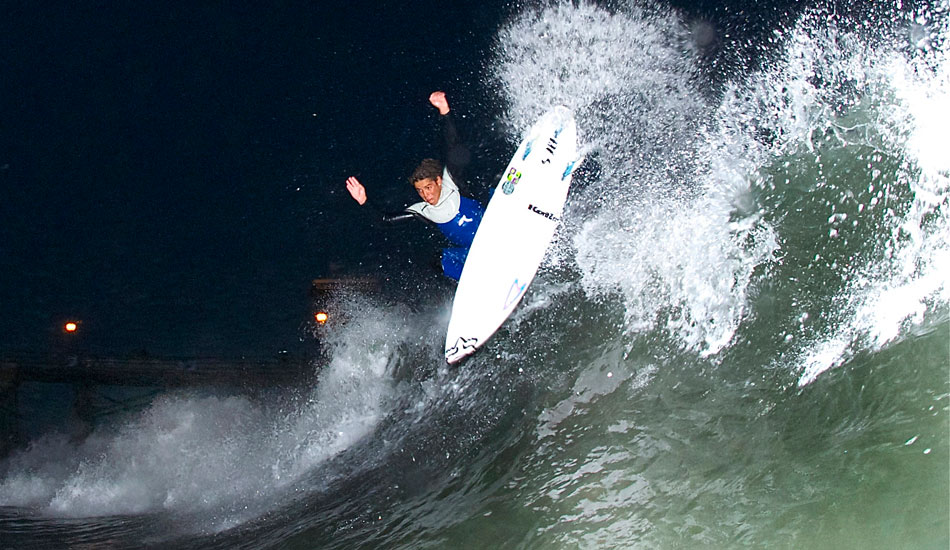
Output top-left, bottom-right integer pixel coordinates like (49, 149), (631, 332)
(410, 158), (443, 205)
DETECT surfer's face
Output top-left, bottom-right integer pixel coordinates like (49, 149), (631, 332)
(414, 176), (442, 205)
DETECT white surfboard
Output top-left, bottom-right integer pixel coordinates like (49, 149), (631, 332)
(444, 106), (581, 364)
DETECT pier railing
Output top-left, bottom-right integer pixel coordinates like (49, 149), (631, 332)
(0, 351), (310, 388)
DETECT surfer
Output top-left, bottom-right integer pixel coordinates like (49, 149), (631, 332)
(344, 91), (485, 280)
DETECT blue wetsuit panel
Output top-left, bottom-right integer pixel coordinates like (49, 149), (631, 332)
(441, 248), (468, 281)
(436, 196), (484, 248)
(437, 197), (484, 280)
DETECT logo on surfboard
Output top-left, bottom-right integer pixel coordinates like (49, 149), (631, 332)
(502, 167), (522, 195)
(504, 279), (528, 309)
(527, 204), (559, 222)
(541, 136), (558, 165)
(446, 336), (479, 361)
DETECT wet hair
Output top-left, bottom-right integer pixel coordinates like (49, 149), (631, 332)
(409, 158), (443, 185)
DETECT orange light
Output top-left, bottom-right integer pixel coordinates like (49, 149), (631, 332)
(314, 312), (328, 324)
(64, 322), (79, 333)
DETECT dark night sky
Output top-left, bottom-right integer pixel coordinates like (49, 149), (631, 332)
(0, 0), (853, 356)
(0, 2), (515, 356)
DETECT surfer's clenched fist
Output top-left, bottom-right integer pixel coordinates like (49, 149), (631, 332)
(429, 91), (450, 115)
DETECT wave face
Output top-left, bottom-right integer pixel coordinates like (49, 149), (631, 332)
(2, 1), (948, 548)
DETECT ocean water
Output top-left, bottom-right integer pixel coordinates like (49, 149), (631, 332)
(1, 1), (947, 548)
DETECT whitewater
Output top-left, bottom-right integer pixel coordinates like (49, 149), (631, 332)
(1, 2), (947, 548)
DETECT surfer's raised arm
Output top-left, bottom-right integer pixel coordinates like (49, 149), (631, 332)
(341, 90), (485, 280)
(430, 92), (473, 195)
(344, 175), (419, 224)
(343, 90), (452, 208)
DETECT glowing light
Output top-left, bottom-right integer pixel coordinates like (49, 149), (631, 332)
(315, 312), (329, 324)
(64, 322), (78, 333)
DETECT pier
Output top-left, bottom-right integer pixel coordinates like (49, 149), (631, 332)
(0, 351), (309, 388)
(0, 275), (378, 455)
(0, 351), (315, 456)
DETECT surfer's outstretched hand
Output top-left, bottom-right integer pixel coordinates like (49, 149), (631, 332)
(345, 176), (367, 205)
(429, 91), (450, 115)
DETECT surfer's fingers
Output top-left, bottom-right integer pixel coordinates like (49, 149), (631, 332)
(345, 178), (367, 203)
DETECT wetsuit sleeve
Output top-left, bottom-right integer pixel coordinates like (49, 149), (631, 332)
(363, 199), (429, 225)
(440, 112), (472, 193)
(381, 211), (419, 224)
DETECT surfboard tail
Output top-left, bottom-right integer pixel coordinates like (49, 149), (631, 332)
(445, 336), (479, 364)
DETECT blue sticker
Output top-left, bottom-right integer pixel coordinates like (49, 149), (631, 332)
(562, 160), (576, 180)
(522, 140), (534, 161)
(504, 278), (528, 309)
